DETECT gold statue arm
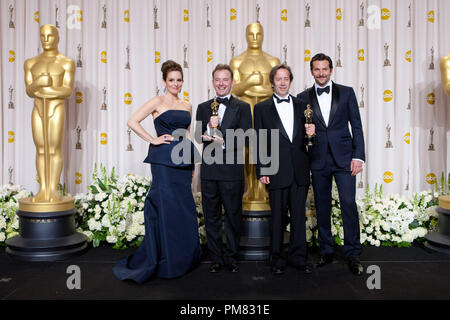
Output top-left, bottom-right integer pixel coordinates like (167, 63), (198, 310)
(39, 60), (75, 99)
(441, 54), (450, 95)
(232, 70), (264, 96)
(24, 59), (75, 99)
(24, 61), (47, 98)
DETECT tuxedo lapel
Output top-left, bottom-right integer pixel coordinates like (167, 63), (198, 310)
(219, 96), (238, 130)
(328, 82), (340, 127)
(292, 95), (301, 142)
(308, 86), (327, 128)
(268, 98), (290, 142)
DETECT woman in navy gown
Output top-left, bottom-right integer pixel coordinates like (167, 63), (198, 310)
(113, 60), (202, 284)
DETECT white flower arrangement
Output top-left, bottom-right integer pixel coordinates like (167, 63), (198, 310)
(0, 167), (446, 250)
(0, 184), (32, 243)
(73, 164), (150, 249)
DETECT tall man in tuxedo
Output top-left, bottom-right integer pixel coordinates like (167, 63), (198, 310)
(196, 64), (252, 273)
(297, 53), (365, 276)
(254, 64), (315, 275)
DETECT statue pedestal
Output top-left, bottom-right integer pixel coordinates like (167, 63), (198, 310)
(239, 210), (271, 260)
(424, 196), (450, 255)
(6, 199), (88, 261)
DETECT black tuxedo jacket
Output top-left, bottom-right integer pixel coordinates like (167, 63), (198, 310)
(297, 82), (365, 170)
(253, 95), (311, 190)
(196, 96), (252, 181)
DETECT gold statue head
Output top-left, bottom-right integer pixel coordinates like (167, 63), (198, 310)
(40, 24), (59, 51)
(246, 22), (264, 50)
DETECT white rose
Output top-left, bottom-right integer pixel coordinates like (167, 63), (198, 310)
(101, 201), (109, 209)
(95, 192), (104, 202)
(118, 220), (127, 233)
(0, 232), (5, 242)
(133, 211), (145, 225)
(106, 235), (117, 243)
(401, 232), (414, 243)
(88, 218), (98, 231)
(101, 215), (111, 228)
(0, 216), (6, 230)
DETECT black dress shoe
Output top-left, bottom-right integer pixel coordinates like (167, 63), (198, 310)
(314, 254), (333, 268)
(270, 266), (285, 275)
(209, 263), (222, 273)
(348, 258), (364, 276)
(226, 262), (239, 273)
(296, 264), (312, 274)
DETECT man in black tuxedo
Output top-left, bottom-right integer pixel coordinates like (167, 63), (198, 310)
(297, 53), (365, 276)
(196, 64), (252, 273)
(254, 64), (315, 275)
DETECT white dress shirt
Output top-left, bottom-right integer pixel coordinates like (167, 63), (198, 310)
(273, 93), (294, 142)
(315, 81), (332, 126)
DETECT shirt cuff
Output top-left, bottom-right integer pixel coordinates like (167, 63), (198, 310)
(352, 158), (364, 164)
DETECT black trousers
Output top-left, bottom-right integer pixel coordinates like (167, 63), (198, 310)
(311, 151), (362, 260)
(269, 183), (308, 268)
(201, 179), (244, 265)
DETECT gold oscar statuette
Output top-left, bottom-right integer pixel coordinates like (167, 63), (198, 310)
(230, 22), (280, 212)
(21, 24), (75, 212)
(125, 45), (131, 70)
(154, 5), (159, 29)
(385, 124), (393, 148)
(305, 3), (311, 27)
(75, 126), (82, 150)
(8, 166), (13, 185)
(384, 43), (391, 67)
(359, 84), (365, 108)
(206, 4), (211, 27)
(126, 128), (134, 151)
(9, 4), (15, 28)
(55, 5), (60, 28)
(304, 104), (315, 146)
(210, 98), (220, 137)
(101, 5), (107, 28)
(76, 44), (83, 68)
(256, 4), (261, 23)
(8, 85), (15, 109)
(428, 128), (435, 151)
(336, 43), (343, 68)
(429, 47), (435, 70)
(359, 2), (365, 27)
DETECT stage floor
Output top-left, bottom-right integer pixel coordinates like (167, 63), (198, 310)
(0, 243), (449, 301)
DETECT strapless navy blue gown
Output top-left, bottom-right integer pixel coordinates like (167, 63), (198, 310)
(113, 110), (202, 284)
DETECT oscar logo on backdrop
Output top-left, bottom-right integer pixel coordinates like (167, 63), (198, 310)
(230, 20), (280, 260)
(6, 24), (87, 261)
(425, 53), (450, 254)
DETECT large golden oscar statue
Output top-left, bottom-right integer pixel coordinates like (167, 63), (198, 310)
(230, 22), (280, 260)
(425, 54), (450, 255)
(230, 22), (280, 212)
(6, 25), (87, 261)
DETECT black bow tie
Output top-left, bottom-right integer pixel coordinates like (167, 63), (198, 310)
(216, 97), (230, 105)
(274, 95), (290, 104)
(317, 86), (330, 96)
